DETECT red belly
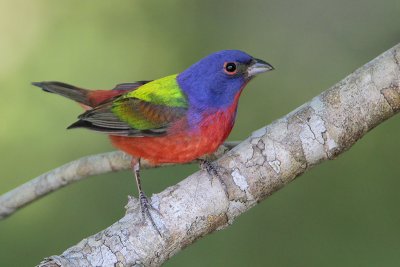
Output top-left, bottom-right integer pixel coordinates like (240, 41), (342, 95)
(109, 111), (235, 165)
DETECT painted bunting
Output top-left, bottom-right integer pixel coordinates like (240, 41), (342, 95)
(33, 50), (274, 233)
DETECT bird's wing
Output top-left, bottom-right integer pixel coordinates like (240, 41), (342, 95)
(68, 74), (188, 136)
(111, 80), (152, 91)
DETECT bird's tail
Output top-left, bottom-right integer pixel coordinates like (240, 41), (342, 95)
(32, 81), (93, 107)
(33, 80), (151, 108)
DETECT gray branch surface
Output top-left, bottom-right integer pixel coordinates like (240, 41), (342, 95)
(0, 142), (238, 220)
(29, 43), (400, 266)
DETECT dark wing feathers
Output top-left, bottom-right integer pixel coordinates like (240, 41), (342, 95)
(112, 81), (152, 90)
(68, 97), (187, 137)
(66, 75), (188, 136)
(67, 120), (153, 136)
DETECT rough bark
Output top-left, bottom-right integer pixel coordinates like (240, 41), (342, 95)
(0, 142), (238, 220)
(26, 43), (400, 266)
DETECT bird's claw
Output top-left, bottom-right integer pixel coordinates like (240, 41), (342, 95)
(200, 159), (228, 195)
(200, 159), (221, 184)
(139, 192), (162, 237)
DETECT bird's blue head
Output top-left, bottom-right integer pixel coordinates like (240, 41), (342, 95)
(177, 50), (274, 111)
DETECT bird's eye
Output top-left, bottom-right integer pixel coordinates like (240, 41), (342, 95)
(224, 62), (237, 75)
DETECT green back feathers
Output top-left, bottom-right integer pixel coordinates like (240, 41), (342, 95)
(123, 74), (187, 108)
(69, 74), (188, 136)
(110, 74), (188, 131)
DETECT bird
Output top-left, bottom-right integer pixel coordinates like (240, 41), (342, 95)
(33, 50), (274, 234)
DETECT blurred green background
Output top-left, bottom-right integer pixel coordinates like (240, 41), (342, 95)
(1, 0), (399, 266)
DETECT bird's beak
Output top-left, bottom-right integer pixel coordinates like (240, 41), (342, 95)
(247, 58), (274, 77)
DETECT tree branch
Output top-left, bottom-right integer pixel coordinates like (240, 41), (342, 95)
(0, 142), (239, 220)
(14, 43), (400, 266)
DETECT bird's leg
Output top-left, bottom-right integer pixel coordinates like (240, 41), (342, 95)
(199, 159), (219, 180)
(131, 158), (162, 236)
(200, 159), (228, 195)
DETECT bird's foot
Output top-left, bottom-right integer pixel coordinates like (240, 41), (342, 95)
(200, 159), (221, 184)
(199, 159), (225, 187)
(139, 192), (163, 236)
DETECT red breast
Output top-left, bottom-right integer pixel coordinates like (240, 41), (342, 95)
(109, 89), (243, 164)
